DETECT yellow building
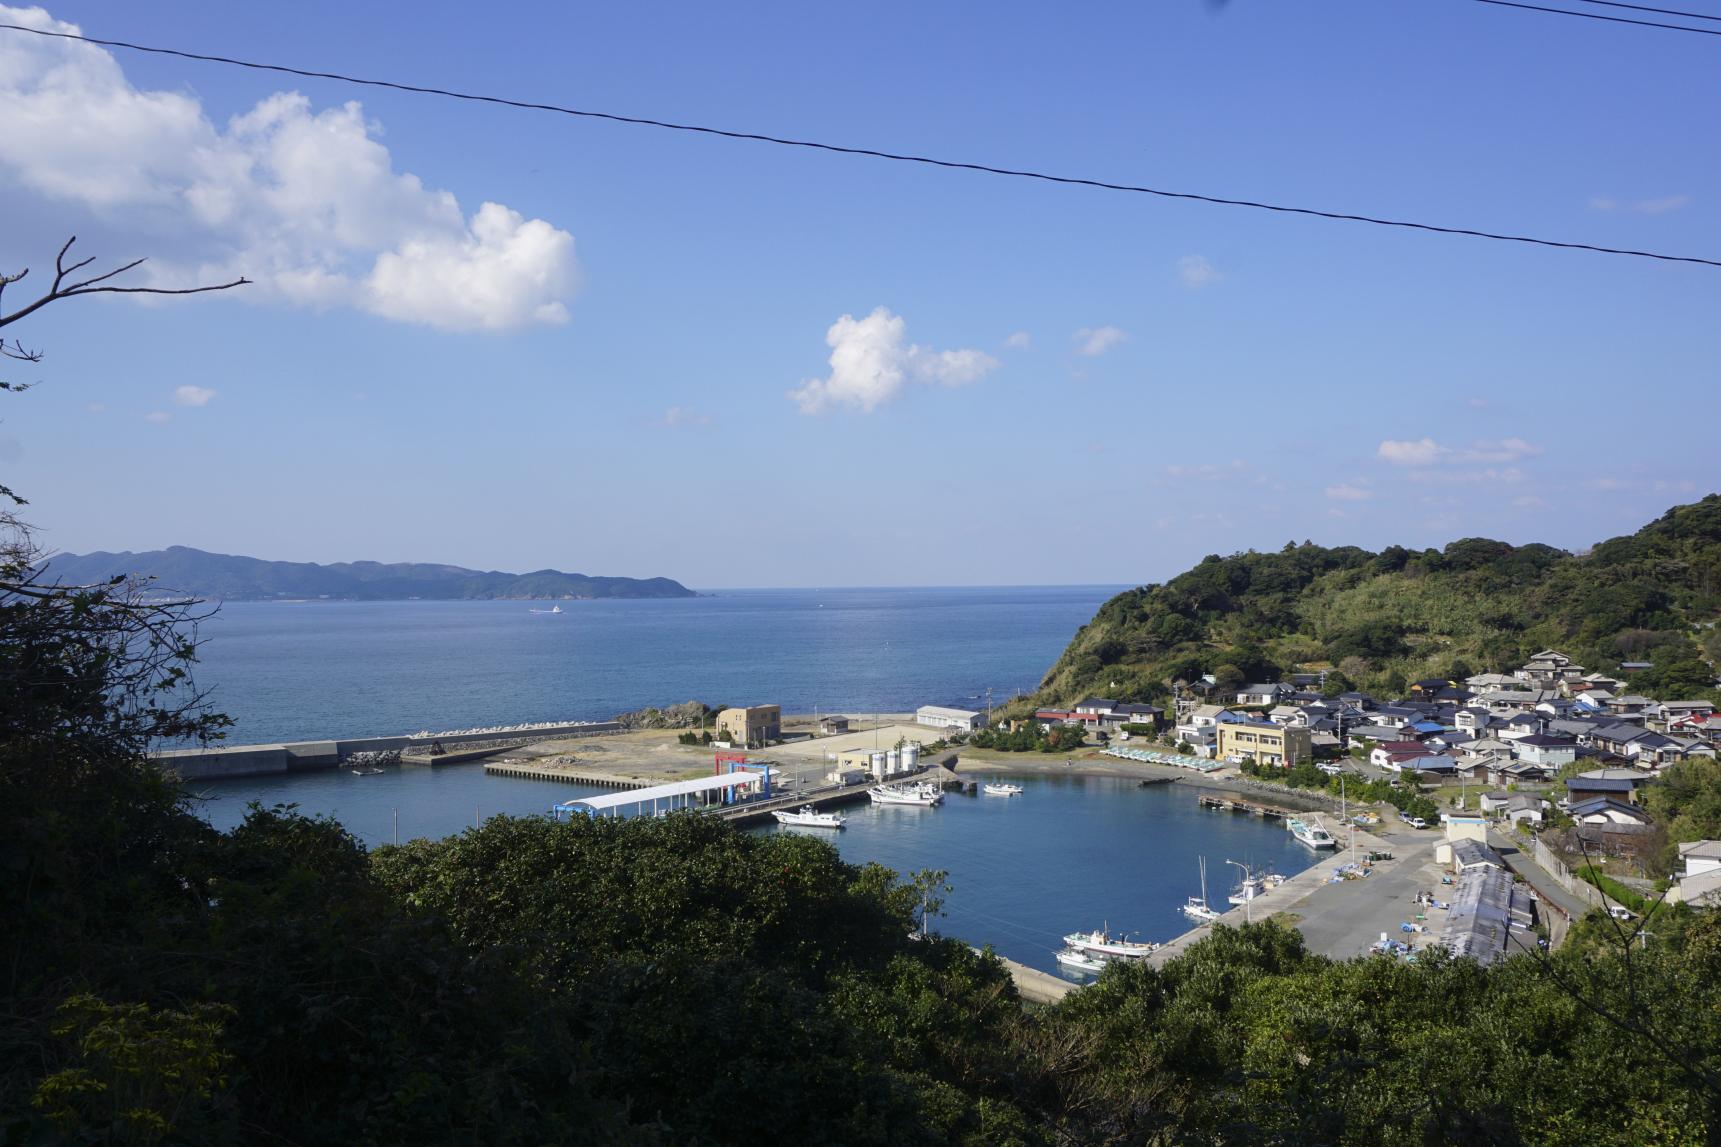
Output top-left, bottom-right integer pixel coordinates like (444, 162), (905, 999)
(716, 704), (781, 747)
(1216, 721), (1311, 768)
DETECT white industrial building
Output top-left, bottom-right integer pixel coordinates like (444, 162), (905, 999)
(916, 705), (987, 732)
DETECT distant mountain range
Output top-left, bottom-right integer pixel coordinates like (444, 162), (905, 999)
(40, 547), (697, 602)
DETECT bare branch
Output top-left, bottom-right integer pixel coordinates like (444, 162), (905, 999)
(0, 237), (248, 330)
(62, 257), (146, 292)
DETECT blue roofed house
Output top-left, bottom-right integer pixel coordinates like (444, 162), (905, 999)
(1568, 797), (1653, 827)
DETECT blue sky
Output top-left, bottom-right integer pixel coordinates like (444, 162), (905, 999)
(1, 0), (1716, 587)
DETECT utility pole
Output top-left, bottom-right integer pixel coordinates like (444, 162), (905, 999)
(393, 808), (398, 846)
(1342, 774), (1355, 867)
(986, 686), (993, 727)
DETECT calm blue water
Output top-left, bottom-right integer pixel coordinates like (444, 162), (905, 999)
(194, 767), (1314, 974)
(186, 583), (1318, 973)
(188, 586), (1121, 744)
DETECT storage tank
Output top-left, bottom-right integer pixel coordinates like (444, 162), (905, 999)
(870, 751), (887, 779)
(886, 749), (900, 776)
(901, 743), (920, 771)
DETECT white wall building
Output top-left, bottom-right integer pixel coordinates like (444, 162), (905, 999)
(916, 705), (986, 732)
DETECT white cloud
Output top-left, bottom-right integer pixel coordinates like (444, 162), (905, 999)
(85, 402), (104, 413)
(1003, 331), (1031, 350)
(172, 384), (215, 407)
(789, 307), (999, 415)
(143, 411), (169, 424)
(1377, 436), (1541, 467)
(1073, 326), (1127, 356)
(0, 7), (578, 332)
(1325, 482), (1372, 501)
(1178, 255), (1221, 289)
(1590, 194), (1691, 215)
(1377, 438), (1445, 466)
(661, 405), (711, 428)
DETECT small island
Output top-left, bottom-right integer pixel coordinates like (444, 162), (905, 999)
(40, 546), (696, 602)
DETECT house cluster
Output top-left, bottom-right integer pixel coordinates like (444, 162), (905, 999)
(1163, 651), (1717, 783)
(1030, 698), (1166, 733)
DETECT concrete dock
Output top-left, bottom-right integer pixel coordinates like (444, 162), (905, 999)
(157, 720), (624, 779)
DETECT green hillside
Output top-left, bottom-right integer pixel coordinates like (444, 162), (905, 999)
(1036, 495), (1721, 707)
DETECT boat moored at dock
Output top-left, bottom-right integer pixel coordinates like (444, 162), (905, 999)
(1287, 816), (1337, 849)
(870, 781), (943, 807)
(1054, 947), (1108, 974)
(982, 782), (1024, 796)
(772, 805), (846, 828)
(1183, 856), (1223, 923)
(1061, 926), (1158, 961)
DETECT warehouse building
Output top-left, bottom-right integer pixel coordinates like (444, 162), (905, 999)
(916, 705), (987, 732)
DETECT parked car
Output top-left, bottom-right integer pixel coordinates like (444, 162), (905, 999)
(1408, 816), (1428, 830)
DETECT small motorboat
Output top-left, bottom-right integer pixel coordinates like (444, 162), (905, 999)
(1054, 947), (1108, 974)
(982, 782), (1024, 796)
(773, 805), (845, 828)
(530, 604), (564, 614)
(1288, 817), (1338, 850)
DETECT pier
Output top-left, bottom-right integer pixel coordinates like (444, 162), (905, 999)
(1198, 792), (1299, 820)
(156, 720), (623, 780)
(483, 758), (657, 789)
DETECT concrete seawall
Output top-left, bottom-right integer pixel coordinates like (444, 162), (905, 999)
(156, 721), (623, 780)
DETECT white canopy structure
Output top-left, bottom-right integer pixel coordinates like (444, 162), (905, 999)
(555, 769), (775, 819)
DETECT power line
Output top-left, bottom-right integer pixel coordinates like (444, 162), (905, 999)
(1, 20), (1718, 270)
(1465, 0), (1721, 36)
(1570, 0), (1721, 23)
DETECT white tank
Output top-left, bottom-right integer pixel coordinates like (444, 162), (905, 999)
(886, 750), (900, 776)
(870, 751), (887, 779)
(901, 744), (920, 771)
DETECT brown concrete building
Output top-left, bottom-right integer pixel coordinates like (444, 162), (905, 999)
(717, 704), (781, 747)
(1216, 721), (1312, 768)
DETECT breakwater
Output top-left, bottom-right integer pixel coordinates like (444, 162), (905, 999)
(157, 721), (622, 780)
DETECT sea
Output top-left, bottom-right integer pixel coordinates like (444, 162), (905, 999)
(185, 586), (1318, 973)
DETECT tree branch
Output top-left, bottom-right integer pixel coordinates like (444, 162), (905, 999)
(0, 237), (248, 330)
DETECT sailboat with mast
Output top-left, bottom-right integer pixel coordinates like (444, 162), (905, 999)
(1182, 856), (1222, 924)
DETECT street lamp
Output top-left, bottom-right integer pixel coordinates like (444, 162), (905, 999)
(1226, 859), (1252, 924)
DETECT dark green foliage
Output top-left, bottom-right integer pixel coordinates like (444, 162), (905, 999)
(969, 722), (1085, 753)
(1037, 495), (1721, 705)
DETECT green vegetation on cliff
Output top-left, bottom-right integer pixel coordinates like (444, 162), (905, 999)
(1036, 496), (1721, 706)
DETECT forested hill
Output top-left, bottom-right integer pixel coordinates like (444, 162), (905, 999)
(1037, 495), (1721, 706)
(40, 546), (696, 601)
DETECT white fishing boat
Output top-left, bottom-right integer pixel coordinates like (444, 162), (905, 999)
(1287, 816), (1337, 850)
(870, 783), (942, 807)
(1054, 947), (1108, 974)
(530, 604), (564, 614)
(982, 782), (1024, 796)
(772, 805), (845, 828)
(1061, 926), (1158, 960)
(1228, 870), (1267, 906)
(1183, 857), (1223, 923)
